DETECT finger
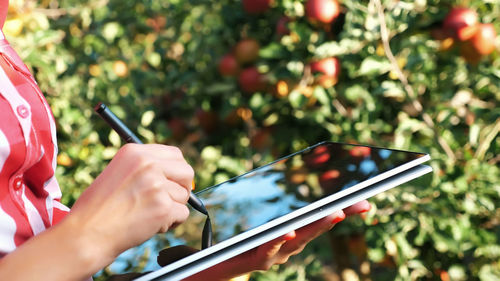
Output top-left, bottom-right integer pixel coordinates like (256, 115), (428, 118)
(250, 241), (286, 270)
(146, 144), (185, 160)
(151, 164), (191, 204)
(160, 160), (195, 191)
(343, 200), (371, 216)
(279, 210), (344, 254)
(258, 238), (287, 259)
(165, 180), (190, 204)
(131, 166), (188, 204)
(143, 145), (195, 190)
(159, 202), (190, 232)
(255, 231), (294, 258)
(171, 201), (190, 225)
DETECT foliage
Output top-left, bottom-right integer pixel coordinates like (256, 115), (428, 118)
(5, 0), (499, 280)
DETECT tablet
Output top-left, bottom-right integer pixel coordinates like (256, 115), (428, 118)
(135, 141), (432, 281)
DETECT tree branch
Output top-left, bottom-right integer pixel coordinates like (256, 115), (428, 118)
(372, 0), (456, 162)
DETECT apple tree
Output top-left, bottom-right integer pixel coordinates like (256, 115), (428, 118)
(5, 0), (499, 280)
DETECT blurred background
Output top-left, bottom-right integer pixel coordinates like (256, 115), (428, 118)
(5, 0), (499, 280)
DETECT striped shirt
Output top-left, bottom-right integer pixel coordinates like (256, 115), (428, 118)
(0, 28), (69, 257)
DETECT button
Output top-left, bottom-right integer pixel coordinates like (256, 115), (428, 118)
(13, 178), (23, 191)
(16, 105), (29, 118)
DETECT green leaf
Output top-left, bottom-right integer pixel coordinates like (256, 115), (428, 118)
(357, 57), (391, 77)
(141, 110), (155, 127)
(379, 80), (406, 101)
(314, 38), (362, 57)
(289, 90), (307, 108)
(368, 248), (385, 262)
(448, 265), (467, 281)
(259, 43), (288, 59)
(313, 86), (330, 105)
(102, 22), (123, 43)
(478, 264), (500, 281)
(205, 82), (235, 94)
(474, 245), (500, 259)
(146, 52), (162, 68)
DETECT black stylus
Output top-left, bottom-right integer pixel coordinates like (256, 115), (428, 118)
(94, 102), (209, 216)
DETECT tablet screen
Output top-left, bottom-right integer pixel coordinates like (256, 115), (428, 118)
(185, 142), (426, 244)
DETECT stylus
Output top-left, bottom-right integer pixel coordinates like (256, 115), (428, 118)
(94, 102), (209, 216)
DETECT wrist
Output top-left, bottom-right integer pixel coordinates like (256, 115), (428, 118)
(57, 213), (116, 275)
(0, 213), (115, 281)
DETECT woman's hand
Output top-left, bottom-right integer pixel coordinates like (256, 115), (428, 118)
(157, 200), (371, 281)
(236, 200), (371, 273)
(66, 144), (194, 272)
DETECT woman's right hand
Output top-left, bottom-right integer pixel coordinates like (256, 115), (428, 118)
(65, 143), (194, 269)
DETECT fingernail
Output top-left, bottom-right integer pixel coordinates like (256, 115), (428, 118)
(331, 211), (346, 224)
(359, 206), (371, 213)
(359, 206), (372, 214)
(284, 231), (296, 241)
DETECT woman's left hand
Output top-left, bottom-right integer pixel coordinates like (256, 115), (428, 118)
(178, 200), (371, 281)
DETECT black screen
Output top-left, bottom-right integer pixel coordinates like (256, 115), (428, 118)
(180, 142), (426, 245)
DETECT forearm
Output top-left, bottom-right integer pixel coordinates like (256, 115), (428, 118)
(0, 216), (112, 281)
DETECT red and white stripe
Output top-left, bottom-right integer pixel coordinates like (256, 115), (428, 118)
(0, 29), (69, 257)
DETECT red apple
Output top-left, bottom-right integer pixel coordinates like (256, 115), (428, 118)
(235, 39), (260, 65)
(443, 7), (478, 30)
(168, 118), (188, 141)
(306, 0), (340, 24)
(456, 25), (479, 41)
(276, 16), (290, 36)
(310, 57), (341, 88)
(218, 53), (240, 77)
(310, 57), (340, 77)
(443, 7), (478, 40)
(250, 127), (273, 150)
(348, 234), (368, 259)
(238, 67), (267, 93)
(242, 0), (273, 14)
(161, 88), (185, 108)
(196, 109), (219, 133)
(460, 39), (482, 64)
(470, 23), (497, 55)
(146, 16), (167, 33)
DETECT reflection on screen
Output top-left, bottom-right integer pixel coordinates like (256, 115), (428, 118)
(185, 142), (425, 245)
